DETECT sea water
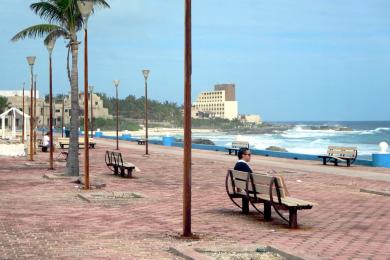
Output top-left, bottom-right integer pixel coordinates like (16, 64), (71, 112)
(191, 121), (390, 160)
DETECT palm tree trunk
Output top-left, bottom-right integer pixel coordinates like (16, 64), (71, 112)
(66, 37), (80, 176)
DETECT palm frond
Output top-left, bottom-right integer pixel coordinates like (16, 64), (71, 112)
(30, 2), (63, 25)
(44, 29), (69, 46)
(92, 0), (110, 9)
(11, 24), (64, 42)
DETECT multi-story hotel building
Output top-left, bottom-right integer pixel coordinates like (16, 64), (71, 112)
(0, 90), (111, 128)
(192, 84), (238, 120)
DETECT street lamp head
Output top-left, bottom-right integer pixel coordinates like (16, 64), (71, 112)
(77, 0), (93, 21)
(45, 38), (56, 54)
(26, 56), (36, 66)
(89, 85), (94, 91)
(113, 80), (120, 87)
(142, 69), (150, 79)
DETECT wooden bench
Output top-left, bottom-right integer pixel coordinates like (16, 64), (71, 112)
(105, 150), (136, 178)
(318, 146), (357, 167)
(137, 139), (146, 145)
(226, 169), (315, 228)
(58, 137), (96, 149)
(225, 141), (249, 155)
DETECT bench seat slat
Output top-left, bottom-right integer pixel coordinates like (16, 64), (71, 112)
(254, 194), (315, 207)
(122, 162), (135, 168)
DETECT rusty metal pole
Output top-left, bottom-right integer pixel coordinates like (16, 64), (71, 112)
(34, 75), (37, 155)
(183, 0), (192, 237)
(115, 83), (119, 150)
(26, 56), (36, 161)
(83, 26), (90, 190)
(77, 0), (93, 189)
(48, 52), (54, 170)
(142, 70), (150, 155)
(144, 77), (148, 155)
(90, 86), (94, 138)
(30, 79), (33, 160)
(22, 83), (25, 144)
(62, 99), (64, 137)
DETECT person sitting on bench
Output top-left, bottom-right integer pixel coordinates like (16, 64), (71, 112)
(41, 132), (50, 152)
(234, 148), (253, 173)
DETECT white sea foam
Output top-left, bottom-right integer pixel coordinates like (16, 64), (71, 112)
(358, 127), (390, 135)
(192, 124), (388, 158)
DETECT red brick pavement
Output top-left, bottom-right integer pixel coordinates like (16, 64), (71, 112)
(0, 139), (390, 259)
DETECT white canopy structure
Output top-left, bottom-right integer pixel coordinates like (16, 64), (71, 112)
(0, 107), (30, 140)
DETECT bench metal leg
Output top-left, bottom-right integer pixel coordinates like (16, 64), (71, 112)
(322, 158), (327, 165)
(127, 168), (133, 178)
(120, 168), (125, 177)
(242, 197), (249, 215)
(289, 208), (298, 228)
(347, 159), (351, 167)
(334, 160), (338, 166)
(114, 166), (118, 175)
(264, 202), (272, 221)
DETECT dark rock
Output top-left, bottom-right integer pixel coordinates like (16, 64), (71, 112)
(265, 146), (288, 152)
(175, 138), (215, 145)
(192, 138), (215, 145)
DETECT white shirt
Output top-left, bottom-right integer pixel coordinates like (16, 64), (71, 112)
(43, 135), (50, 146)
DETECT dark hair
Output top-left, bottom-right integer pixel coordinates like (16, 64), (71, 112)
(238, 148), (250, 159)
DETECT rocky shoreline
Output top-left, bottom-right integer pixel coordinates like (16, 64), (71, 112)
(222, 123), (353, 135)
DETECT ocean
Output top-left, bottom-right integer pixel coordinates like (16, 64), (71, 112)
(191, 121), (390, 160)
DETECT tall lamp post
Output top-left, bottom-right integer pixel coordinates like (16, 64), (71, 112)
(34, 74), (37, 155)
(77, 0), (93, 190)
(26, 56), (36, 161)
(22, 82), (25, 144)
(89, 85), (94, 138)
(62, 98), (65, 137)
(113, 80), (120, 150)
(46, 38), (56, 170)
(183, 0), (192, 237)
(142, 70), (150, 155)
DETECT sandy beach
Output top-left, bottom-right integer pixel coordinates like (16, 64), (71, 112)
(98, 127), (220, 137)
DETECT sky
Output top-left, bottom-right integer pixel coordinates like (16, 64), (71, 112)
(1, 0), (390, 121)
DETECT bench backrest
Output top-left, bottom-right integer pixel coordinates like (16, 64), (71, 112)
(229, 170), (250, 193)
(58, 137), (95, 144)
(327, 146), (357, 159)
(78, 137), (94, 143)
(229, 170), (287, 202)
(111, 151), (124, 167)
(58, 137), (69, 144)
(231, 141), (249, 149)
(248, 172), (286, 200)
(105, 150), (114, 165)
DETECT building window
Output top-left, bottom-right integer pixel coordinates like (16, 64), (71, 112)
(55, 109), (60, 113)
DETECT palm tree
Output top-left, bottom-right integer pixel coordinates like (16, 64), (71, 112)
(0, 96), (10, 113)
(11, 0), (109, 176)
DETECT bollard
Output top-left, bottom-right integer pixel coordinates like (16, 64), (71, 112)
(162, 136), (175, 146)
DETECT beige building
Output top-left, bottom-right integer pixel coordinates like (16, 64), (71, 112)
(240, 114), (262, 125)
(0, 90), (112, 128)
(192, 84), (238, 120)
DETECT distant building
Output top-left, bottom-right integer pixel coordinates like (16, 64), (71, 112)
(0, 90), (112, 128)
(240, 114), (262, 125)
(192, 84), (238, 120)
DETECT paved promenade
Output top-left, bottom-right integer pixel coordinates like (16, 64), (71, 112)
(0, 139), (390, 259)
